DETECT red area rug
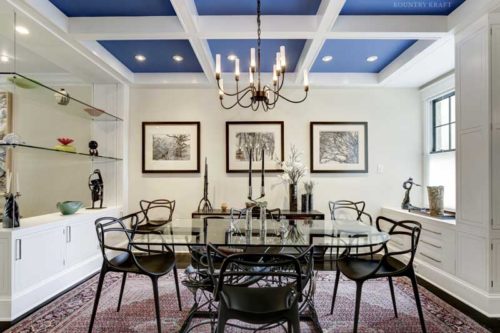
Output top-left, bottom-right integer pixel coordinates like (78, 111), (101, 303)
(5, 271), (489, 332)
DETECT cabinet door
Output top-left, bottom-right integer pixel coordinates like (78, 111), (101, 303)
(492, 26), (500, 228)
(65, 220), (100, 268)
(13, 227), (66, 293)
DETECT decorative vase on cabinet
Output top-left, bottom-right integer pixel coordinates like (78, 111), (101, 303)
(289, 183), (298, 211)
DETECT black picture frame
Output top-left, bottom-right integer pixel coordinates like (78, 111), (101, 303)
(310, 122), (368, 173)
(142, 121), (200, 173)
(226, 121), (284, 173)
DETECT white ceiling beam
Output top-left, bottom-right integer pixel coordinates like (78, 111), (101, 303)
(294, 0), (346, 84)
(311, 73), (379, 87)
(196, 16), (318, 39)
(330, 16), (448, 39)
(69, 17), (186, 40)
(378, 39), (437, 84)
(169, 0), (215, 84)
(133, 73), (209, 87)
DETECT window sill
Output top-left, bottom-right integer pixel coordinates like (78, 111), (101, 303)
(381, 207), (456, 226)
(430, 149), (456, 155)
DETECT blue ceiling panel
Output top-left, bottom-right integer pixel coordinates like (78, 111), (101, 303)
(311, 39), (417, 73)
(208, 39), (306, 73)
(48, 0), (176, 17)
(194, 0), (322, 15)
(340, 0), (466, 15)
(98, 40), (203, 73)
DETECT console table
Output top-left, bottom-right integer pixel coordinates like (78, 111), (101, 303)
(191, 209), (325, 220)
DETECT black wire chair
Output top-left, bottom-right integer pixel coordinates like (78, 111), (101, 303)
(332, 216), (426, 333)
(133, 199), (176, 232)
(88, 213), (182, 333)
(328, 200), (372, 225)
(207, 243), (314, 333)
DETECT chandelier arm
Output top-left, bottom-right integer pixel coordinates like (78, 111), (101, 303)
(263, 86), (280, 106)
(273, 90), (309, 104)
(220, 89), (253, 109)
(276, 71), (286, 92)
(217, 81), (253, 97)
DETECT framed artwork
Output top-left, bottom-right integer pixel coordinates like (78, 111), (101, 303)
(0, 92), (12, 193)
(226, 121), (284, 173)
(142, 122), (200, 173)
(310, 122), (368, 173)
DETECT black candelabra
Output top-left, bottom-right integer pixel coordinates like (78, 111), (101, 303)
(197, 157), (213, 212)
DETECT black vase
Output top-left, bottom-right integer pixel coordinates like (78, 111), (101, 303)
(301, 194), (313, 212)
(289, 183), (298, 211)
(3, 193), (20, 228)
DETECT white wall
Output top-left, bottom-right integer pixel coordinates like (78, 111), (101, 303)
(129, 87), (423, 219)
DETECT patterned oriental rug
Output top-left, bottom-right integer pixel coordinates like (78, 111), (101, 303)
(5, 271), (490, 333)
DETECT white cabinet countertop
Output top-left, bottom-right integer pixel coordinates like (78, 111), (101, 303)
(381, 207), (456, 226)
(0, 206), (121, 234)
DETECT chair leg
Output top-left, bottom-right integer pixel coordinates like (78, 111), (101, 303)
(216, 303), (228, 333)
(173, 265), (182, 311)
(117, 272), (127, 312)
(353, 281), (364, 333)
(330, 267), (341, 315)
(88, 267), (106, 333)
(290, 312), (301, 333)
(388, 276), (398, 318)
(151, 276), (162, 333)
(409, 272), (427, 333)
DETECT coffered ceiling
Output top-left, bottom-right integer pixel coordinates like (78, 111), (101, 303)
(4, 0), (500, 88)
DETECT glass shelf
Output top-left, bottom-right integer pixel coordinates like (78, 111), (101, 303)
(0, 144), (122, 161)
(0, 72), (123, 122)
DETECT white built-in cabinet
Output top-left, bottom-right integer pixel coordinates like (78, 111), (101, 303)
(0, 207), (120, 321)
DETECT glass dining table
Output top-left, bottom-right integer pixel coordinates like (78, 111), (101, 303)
(141, 218), (390, 333)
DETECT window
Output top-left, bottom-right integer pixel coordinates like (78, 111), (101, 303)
(431, 92), (455, 153)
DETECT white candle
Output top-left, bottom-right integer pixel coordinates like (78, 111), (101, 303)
(215, 54), (221, 76)
(16, 173), (19, 193)
(280, 46), (286, 69)
(6, 170), (10, 194)
(218, 78), (224, 97)
(272, 65), (278, 83)
(275, 52), (281, 73)
(303, 70), (309, 89)
(250, 48), (256, 70)
(249, 68), (254, 85)
(234, 58), (240, 79)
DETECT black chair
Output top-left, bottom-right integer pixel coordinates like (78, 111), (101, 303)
(89, 213), (182, 333)
(133, 199), (176, 232)
(207, 244), (314, 333)
(331, 216), (426, 333)
(231, 207), (282, 221)
(329, 200), (372, 225)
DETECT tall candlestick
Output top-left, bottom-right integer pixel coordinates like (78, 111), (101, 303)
(16, 173), (19, 193)
(261, 146), (265, 196)
(248, 148), (253, 199)
(250, 48), (256, 70)
(215, 54), (221, 77)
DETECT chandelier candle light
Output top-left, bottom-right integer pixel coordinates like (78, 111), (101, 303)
(215, 0), (309, 111)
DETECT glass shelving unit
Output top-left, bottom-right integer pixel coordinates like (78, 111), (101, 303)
(0, 143), (123, 162)
(0, 72), (123, 122)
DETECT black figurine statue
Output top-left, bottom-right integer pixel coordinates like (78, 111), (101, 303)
(3, 193), (20, 228)
(89, 140), (99, 156)
(401, 177), (421, 211)
(197, 157), (213, 212)
(88, 169), (104, 209)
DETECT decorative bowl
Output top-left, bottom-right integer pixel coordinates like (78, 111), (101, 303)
(57, 201), (83, 215)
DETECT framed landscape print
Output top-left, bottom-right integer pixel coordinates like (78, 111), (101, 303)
(142, 122), (200, 173)
(226, 121), (284, 173)
(310, 122), (368, 173)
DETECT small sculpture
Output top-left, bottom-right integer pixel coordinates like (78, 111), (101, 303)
(55, 89), (70, 106)
(401, 177), (421, 211)
(88, 169), (104, 209)
(54, 137), (76, 153)
(88, 140), (99, 156)
(197, 158), (213, 212)
(3, 192), (20, 228)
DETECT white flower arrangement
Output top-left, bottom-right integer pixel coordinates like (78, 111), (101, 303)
(278, 145), (307, 185)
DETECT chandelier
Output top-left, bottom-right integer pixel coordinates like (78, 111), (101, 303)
(215, 0), (309, 111)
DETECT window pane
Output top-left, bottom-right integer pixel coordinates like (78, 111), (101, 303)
(450, 95), (455, 122)
(435, 125), (450, 151)
(450, 123), (456, 150)
(435, 99), (450, 125)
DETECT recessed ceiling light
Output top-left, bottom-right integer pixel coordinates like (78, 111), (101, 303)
(172, 55), (184, 62)
(135, 54), (146, 62)
(366, 55), (378, 62)
(0, 55), (9, 63)
(15, 26), (29, 35)
(322, 55), (333, 62)
(227, 54), (237, 61)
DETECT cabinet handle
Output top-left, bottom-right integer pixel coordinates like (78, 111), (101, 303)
(419, 252), (442, 263)
(15, 239), (21, 261)
(69, 226), (72, 243)
(421, 240), (442, 249)
(422, 227), (442, 236)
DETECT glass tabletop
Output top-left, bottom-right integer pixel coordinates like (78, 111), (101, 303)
(146, 219), (390, 248)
